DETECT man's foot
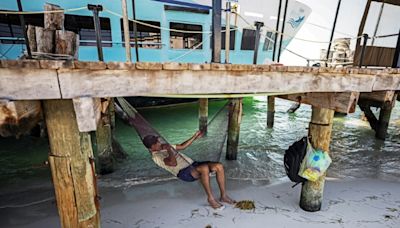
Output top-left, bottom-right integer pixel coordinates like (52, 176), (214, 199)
(220, 195), (236, 205)
(208, 198), (224, 209)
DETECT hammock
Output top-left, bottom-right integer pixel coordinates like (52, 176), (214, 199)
(115, 97), (229, 166)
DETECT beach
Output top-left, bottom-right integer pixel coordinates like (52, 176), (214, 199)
(1, 177), (400, 228)
(1, 99), (400, 227)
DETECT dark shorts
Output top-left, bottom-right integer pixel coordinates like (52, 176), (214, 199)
(177, 161), (210, 182)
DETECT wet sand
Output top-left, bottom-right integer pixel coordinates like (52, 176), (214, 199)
(1, 178), (400, 228)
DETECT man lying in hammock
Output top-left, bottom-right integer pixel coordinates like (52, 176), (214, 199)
(142, 132), (236, 209)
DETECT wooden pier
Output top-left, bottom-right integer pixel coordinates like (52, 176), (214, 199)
(1, 60), (400, 100)
(1, 59), (400, 225)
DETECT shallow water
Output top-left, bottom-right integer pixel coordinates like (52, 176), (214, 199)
(1, 97), (400, 192)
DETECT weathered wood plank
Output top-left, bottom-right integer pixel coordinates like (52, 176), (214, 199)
(56, 69), (379, 98)
(39, 60), (75, 69)
(56, 30), (79, 59)
(135, 62), (162, 70)
(74, 61), (107, 70)
(359, 91), (396, 103)
(44, 3), (64, 30)
(27, 25), (37, 52)
(0, 60), (40, 68)
(230, 64), (254, 71)
(278, 92), (360, 114)
(0, 68), (60, 100)
(254, 64), (270, 71)
(72, 97), (101, 132)
(163, 62), (188, 70)
(211, 63), (232, 71)
(35, 27), (54, 53)
(1, 62), (400, 100)
(188, 63), (211, 71)
(106, 61), (135, 70)
(372, 73), (400, 91)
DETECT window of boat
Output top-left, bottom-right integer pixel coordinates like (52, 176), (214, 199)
(263, 31), (275, 51)
(120, 19), (161, 49)
(170, 22), (202, 49)
(210, 26), (236, 50)
(241, 29), (256, 50)
(0, 13), (43, 44)
(64, 15), (112, 47)
(0, 12), (112, 47)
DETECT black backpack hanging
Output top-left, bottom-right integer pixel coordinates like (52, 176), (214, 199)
(284, 137), (308, 187)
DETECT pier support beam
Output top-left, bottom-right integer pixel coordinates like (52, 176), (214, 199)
(267, 96), (275, 128)
(278, 92), (359, 114)
(358, 91), (397, 140)
(96, 98), (115, 174)
(43, 100), (100, 228)
(300, 107), (334, 212)
(226, 98), (243, 160)
(199, 98), (208, 134)
(376, 103), (393, 140)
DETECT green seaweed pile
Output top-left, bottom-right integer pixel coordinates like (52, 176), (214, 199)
(234, 200), (256, 210)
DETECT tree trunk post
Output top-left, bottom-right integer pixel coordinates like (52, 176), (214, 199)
(267, 96), (275, 128)
(43, 100), (100, 228)
(226, 98), (242, 160)
(95, 99), (114, 174)
(300, 107), (334, 212)
(199, 98), (208, 135)
(376, 103), (394, 140)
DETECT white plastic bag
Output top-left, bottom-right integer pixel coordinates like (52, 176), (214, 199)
(298, 139), (332, 182)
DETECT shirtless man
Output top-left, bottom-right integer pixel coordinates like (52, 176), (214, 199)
(143, 131), (235, 209)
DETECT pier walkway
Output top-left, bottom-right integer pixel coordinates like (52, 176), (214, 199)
(1, 59), (400, 100)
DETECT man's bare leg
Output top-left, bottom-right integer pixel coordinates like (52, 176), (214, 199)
(208, 162), (236, 204)
(194, 164), (223, 209)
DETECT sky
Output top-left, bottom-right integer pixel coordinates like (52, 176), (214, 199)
(280, 0), (400, 66)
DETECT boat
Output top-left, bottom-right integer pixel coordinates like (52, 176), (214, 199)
(0, 0), (311, 63)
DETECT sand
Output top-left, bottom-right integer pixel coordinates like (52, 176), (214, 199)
(1, 177), (400, 228)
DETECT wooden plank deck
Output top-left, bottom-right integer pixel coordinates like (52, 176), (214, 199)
(1, 60), (400, 100)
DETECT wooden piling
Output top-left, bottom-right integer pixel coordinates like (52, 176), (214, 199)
(96, 98), (115, 174)
(358, 91), (396, 140)
(226, 98), (243, 160)
(267, 96), (275, 128)
(300, 107), (334, 212)
(43, 100), (100, 227)
(199, 98), (208, 134)
(376, 102), (394, 140)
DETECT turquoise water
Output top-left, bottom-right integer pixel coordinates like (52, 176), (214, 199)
(1, 97), (400, 192)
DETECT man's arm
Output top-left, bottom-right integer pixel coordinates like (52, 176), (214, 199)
(175, 131), (203, 151)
